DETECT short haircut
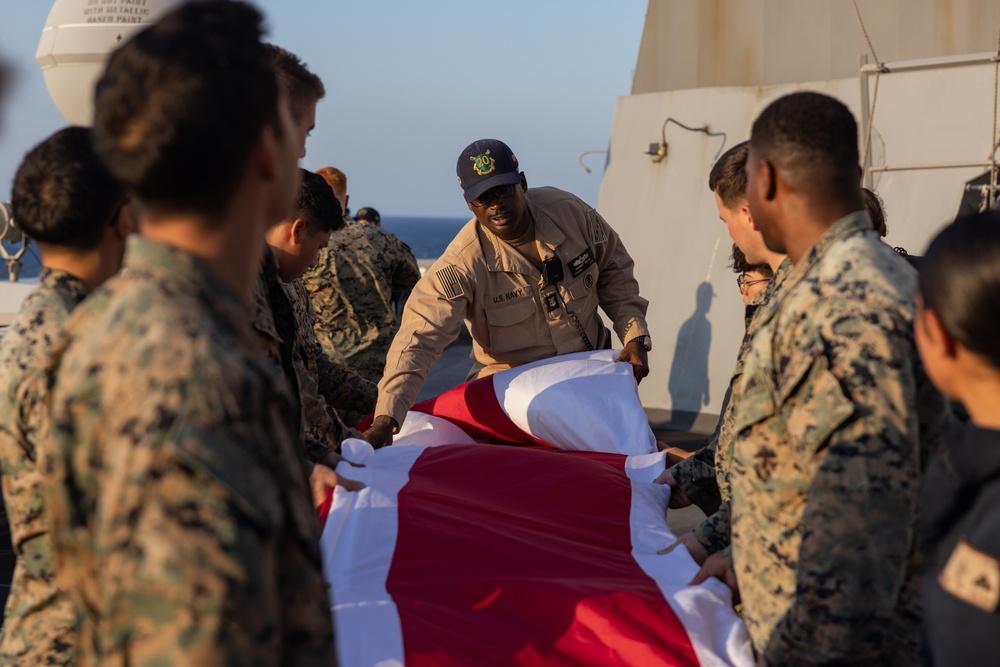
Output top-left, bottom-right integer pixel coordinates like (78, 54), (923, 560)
(729, 243), (773, 278)
(863, 187), (887, 236)
(920, 210), (1000, 369)
(12, 126), (125, 250)
(709, 141), (749, 209)
(749, 92), (859, 193)
(315, 166), (347, 197)
(92, 0), (280, 219)
(266, 43), (325, 121)
(294, 169), (343, 236)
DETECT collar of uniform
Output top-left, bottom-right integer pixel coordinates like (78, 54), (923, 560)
(38, 266), (91, 305)
(123, 234), (251, 335)
(787, 210), (872, 286)
(260, 245), (281, 280)
(527, 193), (566, 258)
(744, 258), (791, 332)
(949, 422), (1000, 488)
(250, 247), (284, 343)
(755, 212), (870, 328)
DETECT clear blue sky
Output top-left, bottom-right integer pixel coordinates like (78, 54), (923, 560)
(0, 0), (647, 218)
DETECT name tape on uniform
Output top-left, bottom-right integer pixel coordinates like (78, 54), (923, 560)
(569, 249), (596, 278)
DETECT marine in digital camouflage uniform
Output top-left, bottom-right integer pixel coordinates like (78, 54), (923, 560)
(251, 250), (339, 463)
(47, 237), (335, 666)
(252, 251), (375, 457)
(258, 169), (377, 452)
(42, 4), (337, 664)
(303, 218), (421, 385)
(670, 258), (791, 556)
(0, 125), (132, 666)
(717, 92), (949, 665)
(730, 212), (945, 663)
(0, 270), (89, 666)
(283, 278), (377, 430)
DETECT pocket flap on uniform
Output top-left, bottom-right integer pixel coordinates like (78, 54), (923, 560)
(785, 355), (855, 455)
(776, 334), (825, 405)
(566, 268), (597, 300)
(733, 368), (777, 436)
(485, 297), (536, 327)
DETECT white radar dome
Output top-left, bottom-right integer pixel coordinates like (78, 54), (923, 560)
(36, 0), (183, 126)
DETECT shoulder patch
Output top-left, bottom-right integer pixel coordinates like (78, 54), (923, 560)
(938, 537), (1000, 613)
(435, 265), (465, 301)
(588, 209), (608, 245)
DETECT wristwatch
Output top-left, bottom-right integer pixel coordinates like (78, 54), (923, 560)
(630, 335), (652, 351)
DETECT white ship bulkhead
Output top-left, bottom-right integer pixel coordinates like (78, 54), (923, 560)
(599, 0), (1000, 431)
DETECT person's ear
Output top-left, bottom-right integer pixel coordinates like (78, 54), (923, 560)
(253, 125), (280, 182)
(763, 160), (777, 202)
(929, 308), (958, 359)
(519, 172), (528, 190)
(290, 218), (307, 244)
(740, 204), (755, 229)
(466, 198), (476, 213)
(921, 306), (957, 359)
(112, 201), (136, 240)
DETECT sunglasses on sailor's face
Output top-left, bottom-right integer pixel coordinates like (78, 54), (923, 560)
(470, 184), (516, 208)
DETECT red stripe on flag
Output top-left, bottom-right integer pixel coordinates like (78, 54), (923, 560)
(317, 489), (334, 531)
(358, 376), (549, 446)
(385, 445), (701, 667)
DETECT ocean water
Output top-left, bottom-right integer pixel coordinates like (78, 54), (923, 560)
(0, 214), (468, 281)
(380, 215), (468, 260)
(0, 240), (41, 282)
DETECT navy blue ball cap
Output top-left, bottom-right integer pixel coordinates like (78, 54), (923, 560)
(355, 207), (380, 224)
(456, 139), (522, 202)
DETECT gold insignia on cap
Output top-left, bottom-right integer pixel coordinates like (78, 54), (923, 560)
(472, 154), (496, 176)
(939, 537), (1000, 612)
(436, 265), (465, 300)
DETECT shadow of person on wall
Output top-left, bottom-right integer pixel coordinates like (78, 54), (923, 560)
(667, 282), (714, 430)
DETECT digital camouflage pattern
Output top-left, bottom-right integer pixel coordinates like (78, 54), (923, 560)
(303, 220), (420, 384)
(44, 236), (336, 666)
(251, 250), (305, 441)
(0, 268), (89, 665)
(251, 252), (333, 464)
(729, 212), (946, 665)
(284, 278), (377, 432)
(670, 259), (792, 555)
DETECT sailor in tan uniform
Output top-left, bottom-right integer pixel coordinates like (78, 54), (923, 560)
(365, 139), (650, 447)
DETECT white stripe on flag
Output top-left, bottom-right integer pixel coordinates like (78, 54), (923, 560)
(625, 453), (755, 667)
(493, 349), (658, 455)
(323, 439), (420, 667)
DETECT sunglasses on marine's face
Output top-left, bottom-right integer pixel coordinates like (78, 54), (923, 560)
(471, 184), (516, 208)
